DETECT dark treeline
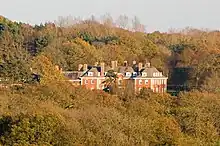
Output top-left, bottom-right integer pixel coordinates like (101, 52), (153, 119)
(0, 15), (220, 145)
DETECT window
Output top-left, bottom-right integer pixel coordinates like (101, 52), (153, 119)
(139, 88), (142, 91)
(126, 72), (131, 77)
(91, 79), (95, 84)
(139, 80), (143, 85)
(85, 80), (88, 84)
(142, 72), (147, 77)
(88, 72), (93, 76)
(132, 72), (137, 76)
(145, 80), (148, 84)
(98, 72), (101, 76)
(153, 73), (156, 77)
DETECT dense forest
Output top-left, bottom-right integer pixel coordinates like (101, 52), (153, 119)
(0, 14), (220, 145)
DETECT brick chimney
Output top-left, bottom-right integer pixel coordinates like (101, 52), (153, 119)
(114, 61), (118, 68)
(145, 59), (150, 68)
(78, 64), (83, 71)
(111, 61), (116, 69)
(138, 62), (143, 72)
(145, 62), (150, 68)
(133, 60), (136, 65)
(83, 64), (88, 71)
(100, 62), (105, 76)
(124, 61), (128, 67)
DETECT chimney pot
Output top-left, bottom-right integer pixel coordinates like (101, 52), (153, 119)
(83, 64), (88, 71)
(78, 64), (83, 71)
(124, 61), (128, 67)
(138, 62), (143, 72)
(100, 62), (105, 76)
(111, 61), (116, 69)
(133, 60), (136, 65)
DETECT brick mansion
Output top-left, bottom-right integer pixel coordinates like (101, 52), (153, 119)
(62, 60), (168, 93)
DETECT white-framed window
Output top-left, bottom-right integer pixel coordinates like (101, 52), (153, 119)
(142, 72), (147, 77)
(132, 72), (137, 76)
(91, 79), (95, 84)
(145, 80), (148, 84)
(85, 80), (88, 84)
(98, 72), (101, 76)
(139, 80), (143, 85)
(88, 72), (93, 76)
(126, 72), (131, 77)
(153, 73), (156, 77)
(139, 88), (142, 91)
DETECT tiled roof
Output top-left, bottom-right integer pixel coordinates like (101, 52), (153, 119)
(137, 67), (166, 78)
(63, 71), (83, 80)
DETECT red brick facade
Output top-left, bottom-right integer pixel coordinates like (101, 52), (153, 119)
(63, 60), (168, 94)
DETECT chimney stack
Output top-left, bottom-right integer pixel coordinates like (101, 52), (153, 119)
(111, 61), (115, 69)
(78, 64), (83, 71)
(133, 60), (136, 65)
(124, 61), (128, 67)
(114, 61), (118, 69)
(145, 59), (150, 68)
(145, 62), (150, 68)
(83, 64), (88, 71)
(138, 62), (143, 72)
(100, 62), (105, 76)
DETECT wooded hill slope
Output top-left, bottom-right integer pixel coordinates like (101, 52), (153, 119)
(0, 15), (220, 145)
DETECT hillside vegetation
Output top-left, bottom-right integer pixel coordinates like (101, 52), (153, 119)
(0, 15), (220, 145)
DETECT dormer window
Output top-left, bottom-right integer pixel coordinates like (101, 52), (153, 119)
(126, 72), (131, 77)
(142, 72), (147, 77)
(132, 72), (137, 76)
(88, 72), (93, 76)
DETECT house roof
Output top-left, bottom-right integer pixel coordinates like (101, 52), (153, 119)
(137, 67), (166, 78)
(63, 71), (83, 80)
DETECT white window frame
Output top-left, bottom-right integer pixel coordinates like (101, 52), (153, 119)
(91, 79), (95, 84)
(132, 72), (137, 76)
(85, 80), (88, 84)
(88, 72), (93, 76)
(145, 80), (148, 84)
(139, 80), (143, 85)
(142, 72), (147, 77)
(126, 72), (131, 77)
